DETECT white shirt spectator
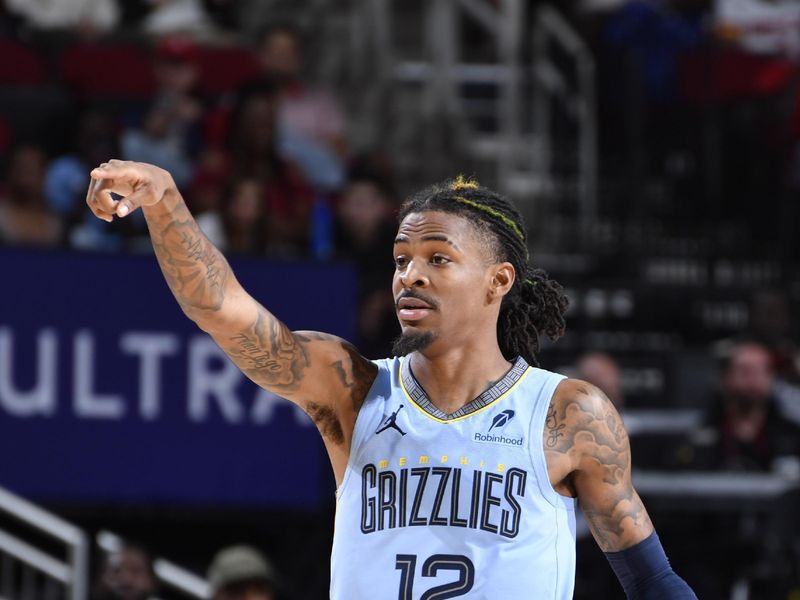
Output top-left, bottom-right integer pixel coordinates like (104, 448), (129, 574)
(142, 0), (215, 37)
(5, 0), (119, 32)
(279, 87), (346, 149)
(716, 0), (800, 57)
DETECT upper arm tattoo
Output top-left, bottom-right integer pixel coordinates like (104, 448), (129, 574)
(545, 404), (567, 449)
(222, 316), (378, 444)
(545, 384), (653, 552)
(225, 307), (309, 393)
(146, 196), (378, 444)
(330, 343), (378, 412)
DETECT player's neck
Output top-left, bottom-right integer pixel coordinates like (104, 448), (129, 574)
(409, 344), (512, 415)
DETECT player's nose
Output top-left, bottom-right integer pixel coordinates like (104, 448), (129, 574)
(399, 259), (429, 288)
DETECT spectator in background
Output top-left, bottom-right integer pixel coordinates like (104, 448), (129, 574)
(142, 0), (217, 38)
(225, 82), (314, 256)
(120, 98), (195, 189)
(207, 545), (281, 600)
(694, 340), (800, 472)
(714, 0), (800, 58)
(748, 289), (799, 380)
(220, 177), (266, 255)
(45, 109), (130, 251)
(121, 36), (205, 191)
(187, 148), (228, 246)
(605, 0), (702, 101)
(151, 35), (205, 145)
(276, 123), (345, 194)
(745, 289), (800, 425)
(234, 24), (346, 193)
(0, 144), (62, 247)
(257, 24), (347, 158)
(92, 544), (158, 600)
(335, 175), (396, 287)
(5, 0), (119, 36)
(575, 351), (625, 410)
(335, 174), (398, 357)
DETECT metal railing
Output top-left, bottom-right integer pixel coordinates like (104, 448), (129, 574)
(533, 4), (597, 222)
(346, 0), (596, 213)
(346, 0), (526, 188)
(0, 487), (209, 600)
(0, 486), (88, 600)
(96, 530), (208, 600)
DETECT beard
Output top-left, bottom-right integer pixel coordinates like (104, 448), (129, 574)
(391, 329), (436, 356)
(727, 391), (768, 417)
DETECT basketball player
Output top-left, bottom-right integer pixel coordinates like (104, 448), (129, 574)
(86, 161), (697, 599)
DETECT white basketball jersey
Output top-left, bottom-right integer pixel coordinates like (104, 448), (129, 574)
(330, 356), (576, 600)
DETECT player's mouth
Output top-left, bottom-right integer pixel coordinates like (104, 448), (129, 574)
(396, 292), (437, 322)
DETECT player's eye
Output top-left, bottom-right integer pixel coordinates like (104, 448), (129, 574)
(394, 256), (408, 268)
(431, 254), (450, 265)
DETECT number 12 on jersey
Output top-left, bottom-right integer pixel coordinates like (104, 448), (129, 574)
(395, 554), (475, 599)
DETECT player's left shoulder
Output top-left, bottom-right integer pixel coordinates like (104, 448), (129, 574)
(550, 378), (618, 418)
(545, 378), (629, 461)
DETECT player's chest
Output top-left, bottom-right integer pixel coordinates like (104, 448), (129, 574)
(363, 401), (532, 472)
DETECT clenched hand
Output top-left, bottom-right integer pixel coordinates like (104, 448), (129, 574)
(86, 159), (174, 222)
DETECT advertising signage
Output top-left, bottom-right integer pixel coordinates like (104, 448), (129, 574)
(0, 249), (357, 508)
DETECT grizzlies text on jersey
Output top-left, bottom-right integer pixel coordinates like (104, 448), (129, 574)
(331, 356), (576, 600)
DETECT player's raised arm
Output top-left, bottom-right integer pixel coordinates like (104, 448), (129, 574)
(86, 161), (377, 454)
(545, 380), (698, 599)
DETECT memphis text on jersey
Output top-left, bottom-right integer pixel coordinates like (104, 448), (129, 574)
(360, 456), (526, 539)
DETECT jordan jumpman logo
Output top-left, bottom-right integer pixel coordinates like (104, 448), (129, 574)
(375, 405), (407, 436)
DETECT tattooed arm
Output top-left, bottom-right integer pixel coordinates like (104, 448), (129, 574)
(545, 382), (698, 597)
(544, 379), (654, 552)
(86, 161), (377, 478)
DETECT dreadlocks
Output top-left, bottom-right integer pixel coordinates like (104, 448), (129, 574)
(398, 176), (568, 367)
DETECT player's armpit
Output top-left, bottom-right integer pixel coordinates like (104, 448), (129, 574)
(210, 300), (378, 442)
(545, 380), (654, 552)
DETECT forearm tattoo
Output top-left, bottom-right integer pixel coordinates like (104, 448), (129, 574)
(148, 200), (230, 314)
(545, 386), (652, 552)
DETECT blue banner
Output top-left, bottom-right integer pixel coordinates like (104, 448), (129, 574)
(0, 249), (357, 508)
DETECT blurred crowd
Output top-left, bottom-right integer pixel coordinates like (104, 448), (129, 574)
(0, 3), (400, 354)
(575, 339), (800, 474)
(577, 0), (800, 251)
(93, 542), (283, 600)
(572, 340), (800, 599)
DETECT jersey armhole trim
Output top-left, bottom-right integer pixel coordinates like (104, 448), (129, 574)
(336, 358), (392, 500)
(528, 372), (569, 508)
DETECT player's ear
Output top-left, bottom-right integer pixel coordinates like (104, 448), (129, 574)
(488, 262), (515, 302)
